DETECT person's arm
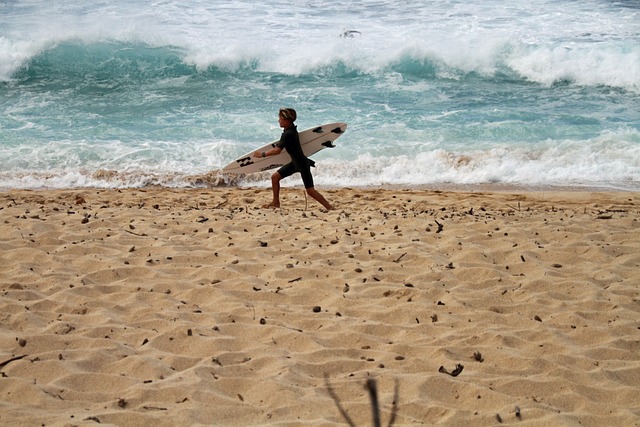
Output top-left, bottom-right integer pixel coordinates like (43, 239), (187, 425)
(253, 146), (282, 158)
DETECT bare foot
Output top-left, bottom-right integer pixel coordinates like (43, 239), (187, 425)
(261, 203), (280, 209)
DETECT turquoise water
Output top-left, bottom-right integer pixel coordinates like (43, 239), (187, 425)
(1, 0), (639, 189)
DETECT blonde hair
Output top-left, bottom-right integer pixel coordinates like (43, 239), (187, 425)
(279, 108), (297, 122)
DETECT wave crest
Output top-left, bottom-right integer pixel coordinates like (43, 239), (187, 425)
(4, 38), (639, 93)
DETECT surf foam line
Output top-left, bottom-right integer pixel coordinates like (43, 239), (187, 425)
(260, 130), (640, 191)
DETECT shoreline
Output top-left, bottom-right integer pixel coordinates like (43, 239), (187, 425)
(1, 187), (638, 425)
(2, 181), (639, 194)
(1, 168), (639, 195)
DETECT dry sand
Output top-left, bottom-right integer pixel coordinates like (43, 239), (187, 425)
(0, 187), (639, 426)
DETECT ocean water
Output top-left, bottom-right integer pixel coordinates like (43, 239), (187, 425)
(1, 0), (639, 190)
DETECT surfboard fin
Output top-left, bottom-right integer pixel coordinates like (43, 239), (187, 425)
(313, 127), (323, 133)
(331, 127), (344, 134)
(322, 141), (336, 148)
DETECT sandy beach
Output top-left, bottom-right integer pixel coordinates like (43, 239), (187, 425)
(1, 186), (638, 426)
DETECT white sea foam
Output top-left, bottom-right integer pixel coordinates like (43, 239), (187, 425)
(299, 128), (640, 190)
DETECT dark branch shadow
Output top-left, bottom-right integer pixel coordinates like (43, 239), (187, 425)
(325, 375), (399, 427)
(324, 374), (356, 427)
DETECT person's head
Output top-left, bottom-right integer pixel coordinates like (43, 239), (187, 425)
(278, 108), (297, 128)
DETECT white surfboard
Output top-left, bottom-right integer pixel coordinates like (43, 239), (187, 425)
(223, 122), (347, 174)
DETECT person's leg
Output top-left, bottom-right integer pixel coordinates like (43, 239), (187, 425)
(264, 163), (294, 208)
(306, 187), (334, 210)
(265, 171), (282, 208)
(299, 164), (333, 210)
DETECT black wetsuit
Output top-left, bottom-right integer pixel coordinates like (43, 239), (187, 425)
(276, 125), (315, 188)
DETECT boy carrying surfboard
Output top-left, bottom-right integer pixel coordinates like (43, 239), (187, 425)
(253, 108), (334, 210)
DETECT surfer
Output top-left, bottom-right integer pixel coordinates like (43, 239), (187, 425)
(340, 30), (361, 38)
(253, 108), (334, 210)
